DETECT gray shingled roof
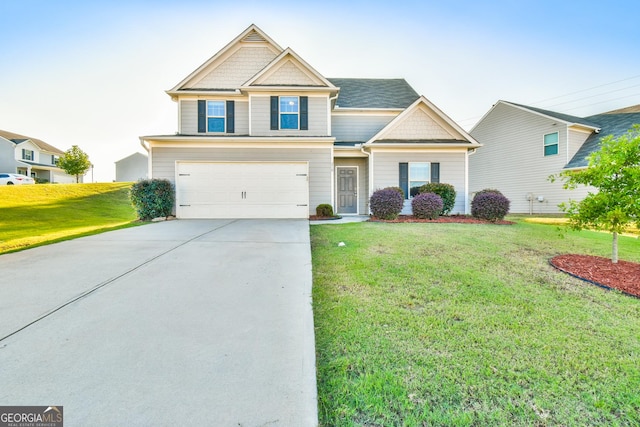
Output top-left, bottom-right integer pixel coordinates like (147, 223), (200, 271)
(507, 102), (601, 129)
(566, 112), (640, 168)
(328, 78), (419, 109)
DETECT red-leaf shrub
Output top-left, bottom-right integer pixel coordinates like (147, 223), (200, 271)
(370, 188), (404, 220)
(471, 191), (510, 222)
(418, 183), (456, 215)
(412, 192), (443, 219)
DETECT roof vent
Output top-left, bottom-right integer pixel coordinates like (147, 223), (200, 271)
(243, 30), (266, 42)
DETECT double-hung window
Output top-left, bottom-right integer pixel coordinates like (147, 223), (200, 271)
(544, 132), (559, 156)
(22, 149), (34, 161)
(399, 162), (440, 198)
(207, 101), (225, 132)
(270, 96), (308, 130)
(279, 96), (299, 129)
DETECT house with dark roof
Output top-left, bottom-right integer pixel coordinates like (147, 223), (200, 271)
(140, 24), (480, 218)
(0, 129), (77, 183)
(469, 100), (640, 213)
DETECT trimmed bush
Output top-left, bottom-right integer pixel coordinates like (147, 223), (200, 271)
(418, 183), (456, 215)
(316, 204), (334, 217)
(471, 191), (511, 222)
(474, 188), (504, 198)
(383, 186), (405, 199)
(130, 179), (174, 221)
(370, 188), (404, 220)
(412, 192), (443, 219)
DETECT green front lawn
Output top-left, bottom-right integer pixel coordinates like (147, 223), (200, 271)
(311, 221), (640, 426)
(0, 183), (139, 254)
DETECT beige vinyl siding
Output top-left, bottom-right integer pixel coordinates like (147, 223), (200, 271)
(372, 150), (467, 214)
(151, 145), (332, 216)
(332, 115), (395, 142)
(470, 102), (591, 214)
(334, 157), (369, 214)
(251, 95), (329, 136)
(568, 128), (591, 163)
(260, 60), (319, 86)
(179, 100), (249, 135)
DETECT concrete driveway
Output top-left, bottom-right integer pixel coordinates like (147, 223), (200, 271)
(0, 219), (317, 426)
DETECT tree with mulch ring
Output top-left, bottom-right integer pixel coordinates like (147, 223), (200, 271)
(550, 254), (640, 298)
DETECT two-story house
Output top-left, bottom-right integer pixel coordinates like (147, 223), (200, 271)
(140, 25), (480, 219)
(469, 101), (640, 213)
(0, 129), (77, 183)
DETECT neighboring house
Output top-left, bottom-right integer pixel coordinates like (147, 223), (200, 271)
(140, 24), (480, 219)
(0, 129), (77, 183)
(115, 152), (148, 182)
(469, 101), (640, 214)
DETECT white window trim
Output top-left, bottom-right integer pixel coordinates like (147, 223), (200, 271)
(279, 96), (300, 130)
(408, 161), (431, 198)
(206, 100), (226, 133)
(543, 131), (559, 156)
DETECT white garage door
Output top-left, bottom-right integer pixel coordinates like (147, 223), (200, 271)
(176, 162), (309, 219)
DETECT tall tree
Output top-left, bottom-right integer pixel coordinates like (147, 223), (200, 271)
(554, 125), (640, 263)
(58, 145), (91, 183)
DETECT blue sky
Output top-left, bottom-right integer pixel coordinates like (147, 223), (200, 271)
(2, 0), (640, 181)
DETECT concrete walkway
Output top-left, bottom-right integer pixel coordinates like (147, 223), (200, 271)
(0, 219), (317, 426)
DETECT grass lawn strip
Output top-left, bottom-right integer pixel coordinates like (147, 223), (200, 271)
(311, 221), (640, 426)
(0, 183), (140, 254)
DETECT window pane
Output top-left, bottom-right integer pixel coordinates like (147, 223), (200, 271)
(280, 114), (299, 129)
(207, 101), (225, 117)
(280, 97), (298, 113)
(208, 117), (225, 132)
(544, 132), (558, 145)
(409, 162), (430, 181)
(544, 144), (558, 156)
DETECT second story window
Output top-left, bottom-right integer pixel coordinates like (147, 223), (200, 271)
(279, 97), (299, 130)
(22, 149), (34, 161)
(270, 96), (308, 131)
(207, 101), (225, 132)
(544, 132), (559, 156)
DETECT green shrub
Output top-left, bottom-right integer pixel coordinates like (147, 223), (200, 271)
(370, 188), (404, 220)
(412, 192), (443, 219)
(316, 204), (334, 217)
(471, 191), (510, 222)
(129, 179), (174, 221)
(418, 183), (456, 215)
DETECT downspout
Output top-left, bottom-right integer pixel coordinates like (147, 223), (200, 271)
(360, 144), (371, 214)
(466, 148), (478, 215)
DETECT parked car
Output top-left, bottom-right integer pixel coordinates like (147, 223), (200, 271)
(0, 173), (36, 185)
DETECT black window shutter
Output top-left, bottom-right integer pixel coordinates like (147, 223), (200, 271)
(300, 96), (308, 130)
(431, 163), (440, 183)
(22, 149), (25, 159)
(226, 100), (235, 133)
(197, 100), (206, 133)
(270, 96), (279, 130)
(399, 163), (409, 199)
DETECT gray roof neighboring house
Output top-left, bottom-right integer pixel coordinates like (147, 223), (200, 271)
(328, 78), (420, 109)
(566, 111), (640, 168)
(505, 101), (602, 129)
(0, 129), (65, 154)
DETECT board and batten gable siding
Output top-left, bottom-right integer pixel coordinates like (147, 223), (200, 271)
(180, 99), (249, 135)
(334, 157), (368, 214)
(251, 95), (329, 136)
(469, 102), (591, 214)
(184, 46), (278, 89)
(331, 114), (396, 142)
(372, 150), (467, 214)
(150, 145), (332, 216)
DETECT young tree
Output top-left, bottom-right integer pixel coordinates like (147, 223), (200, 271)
(58, 145), (91, 183)
(554, 125), (640, 263)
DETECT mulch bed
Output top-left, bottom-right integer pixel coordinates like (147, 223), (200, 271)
(369, 215), (514, 225)
(550, 254), (640, 298)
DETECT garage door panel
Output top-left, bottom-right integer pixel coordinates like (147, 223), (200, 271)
(176, 162), (309, 219)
